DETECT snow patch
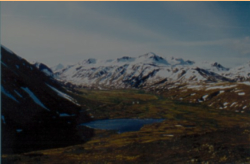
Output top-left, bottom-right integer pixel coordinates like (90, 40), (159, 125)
(46, 84), (80, 106)
(206, 85), (237, 90)
(16, 129), (23, 133)
(168, 86), (177, 90)
(1, 86), (19, 103)
(21, 87), (50, 111)
(202, 94), (208, 100)
(209, 102), (214, 106)
(241, 81), (250, 86)
(219, 90), (225, 94)
(187, 85), (202, 90)
(42, 69), (53, 76)
(59, 113), (76, 117)
(14, 90), (23, 98)
(2, 116), (6, 124)
(1, 61), (8, 67)
(238, 92), (245, 96)
(230, 102), (237, 107)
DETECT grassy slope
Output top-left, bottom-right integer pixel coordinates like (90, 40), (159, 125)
(158, 82), (250, 112)
(2, 87), (250, 163)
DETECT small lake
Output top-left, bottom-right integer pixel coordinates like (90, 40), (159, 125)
(80, 118), (164, 133)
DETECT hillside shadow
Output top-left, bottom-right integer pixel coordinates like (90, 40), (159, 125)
(2, 113), (94, 154)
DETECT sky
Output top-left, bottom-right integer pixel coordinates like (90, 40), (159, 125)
(1, 2), (250, 67)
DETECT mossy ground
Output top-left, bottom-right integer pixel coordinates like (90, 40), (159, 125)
(3, 88), (250, 163)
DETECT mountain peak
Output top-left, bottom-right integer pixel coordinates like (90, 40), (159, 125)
(139, 52), (157, 58)
(51, 63), (65, 72)
(116, 56), (135, 63)
(81, 58), (97, 65)
(137, 52), (169, 65)
(210, 62), (229, 71)
(168, 57), (195, 66)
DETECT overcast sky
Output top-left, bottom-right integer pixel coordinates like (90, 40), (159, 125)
(2, 2), (250, 67)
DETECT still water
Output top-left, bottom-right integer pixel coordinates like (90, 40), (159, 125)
(80, 118), (164, 133)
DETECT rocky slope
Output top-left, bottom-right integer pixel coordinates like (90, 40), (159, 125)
(1, 45), (92, 154)
(34, 62), (54, 77)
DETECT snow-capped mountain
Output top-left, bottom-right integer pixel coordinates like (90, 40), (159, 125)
(51, 63), (65, 72)
(53, 52), (239, 89)
(165, 56), (194, 66)
(222, 62), (250, 81)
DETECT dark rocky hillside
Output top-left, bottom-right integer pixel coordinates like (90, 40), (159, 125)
(34, 62), (54, 76)
(1, 46), (93, 154)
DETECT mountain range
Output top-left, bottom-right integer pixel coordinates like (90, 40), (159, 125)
(44, 52), (250, 89)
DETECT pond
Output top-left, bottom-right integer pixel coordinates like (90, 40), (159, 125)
(80, 118), (165, 133)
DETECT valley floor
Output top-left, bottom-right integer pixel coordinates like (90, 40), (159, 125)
(2, 88), (250, 163)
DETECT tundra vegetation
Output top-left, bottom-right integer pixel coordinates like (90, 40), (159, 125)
(3, 84), (250, 164)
